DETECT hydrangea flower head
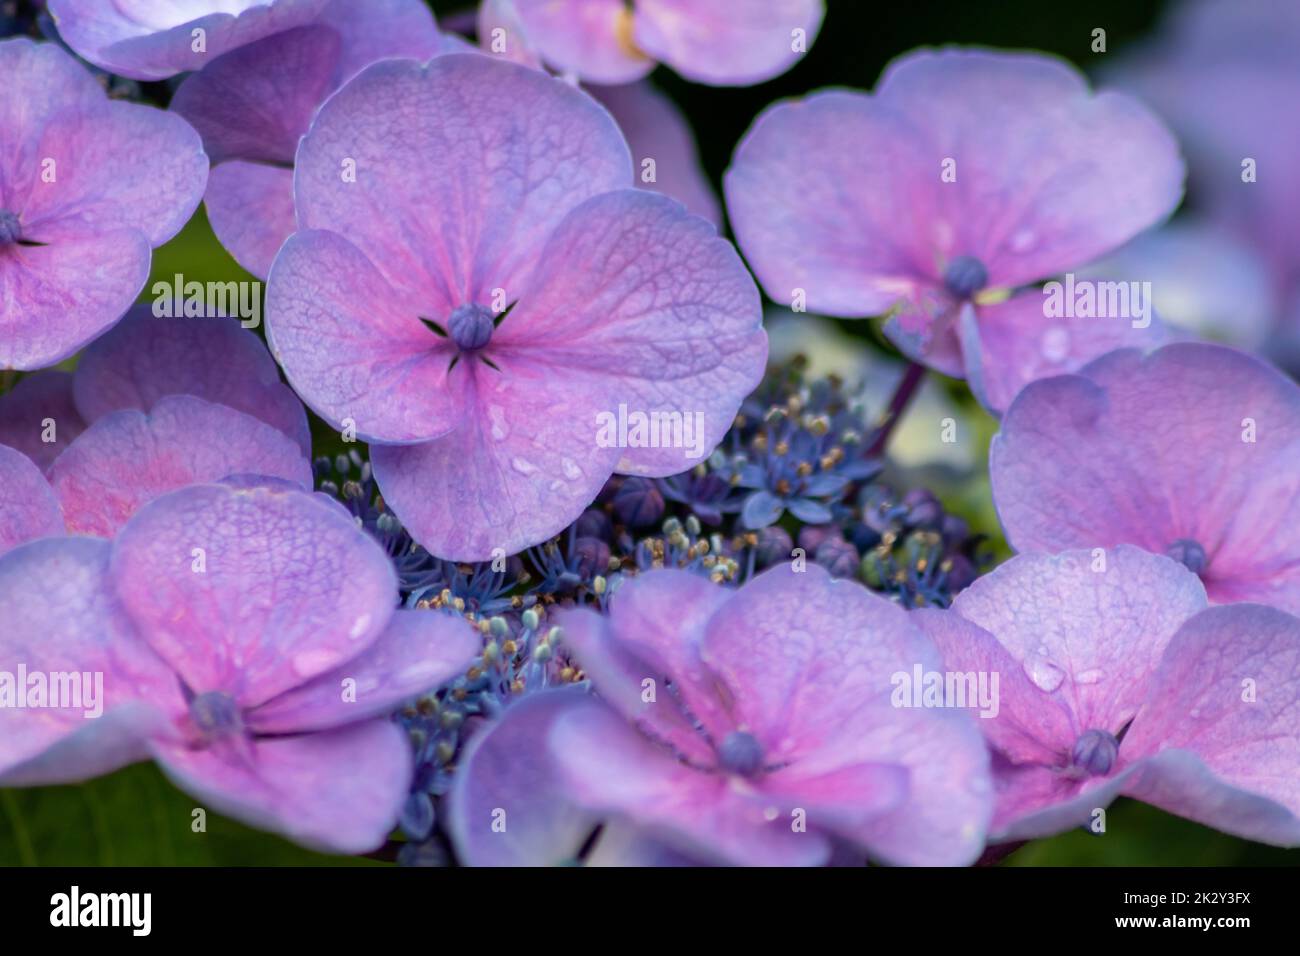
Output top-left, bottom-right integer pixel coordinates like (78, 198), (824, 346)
(918, 546), (1300, 844)
(170, 0), (450, 277)
(450, 565), (992, 866)
(0, 38), (206, 370)
(725, 48), (1184, 412)
(267, 53), (766, 560)
(992, 342), (1300, 614)
(478, 0), (824, 86)
(48, 0), (329, 80)
(0, 481), (481, 852)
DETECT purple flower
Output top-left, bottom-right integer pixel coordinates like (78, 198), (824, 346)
(991, 342), (1300, 614)
(0, 481), (480, 852)
(478, 0), (824, 87)
(266, 53), (766, 561)
(917, 546), (1300, 845)
(0, 306), (312, 542)
(170, 0), (450, 277)
(47, 0), (328, 80)
(724, 49), (1184, 412)
(0, 39), (206, 370)
(449, 565), (992, 866)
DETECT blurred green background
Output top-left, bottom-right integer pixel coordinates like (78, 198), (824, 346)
(3, 0), (1296, 866)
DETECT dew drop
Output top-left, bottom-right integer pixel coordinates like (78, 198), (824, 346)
(1075, 668), (1104, 685)
(1024, 653), (1066, 693)
(561, 457), (581, 480)
(511, 457), (538, 476)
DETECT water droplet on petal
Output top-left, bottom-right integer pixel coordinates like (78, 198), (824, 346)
(1024, 653), (1066, 693)
(511, 457), (538, 476)
(1075, 668), (1104, 685)
(561, 457), (581, 480)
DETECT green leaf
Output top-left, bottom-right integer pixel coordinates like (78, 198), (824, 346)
(0, 763), (384, 866)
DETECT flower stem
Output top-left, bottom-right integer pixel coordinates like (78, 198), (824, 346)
(866, 361), (926, 458)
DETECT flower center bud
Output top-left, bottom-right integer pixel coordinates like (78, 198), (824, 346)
(942, 254), (988, 299)
(448, 303), (494, 352)
(1070, 728), (1119, 777)
(0, 210), (21, 246)
(1165, 538), (1208, 576)
(718, 730), (764, 777)
(189, 690), (244, 741)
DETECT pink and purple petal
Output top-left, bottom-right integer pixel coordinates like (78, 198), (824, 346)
(725, 89), (938, 318)
(249, 610), (480, 734)
(698, 563), (992, 865)
(555, 588), (724, 765)
(961, 291), (1175, 415)
(0, 444), (64, 556)
(447, 690), (605, 866)
(369, 354), (622, 560)
(150, 718), (411, 854)
(203, 161), (297, 279)
(48, 394), (311, 537)
(550, 697), (832, 866)
(483, 0), (653, 84)
(48, 0), (330, 81)
(1119, 604), (1300, 846)
(0, 229), (151, 370)
(0, 371), (86, 469)
(107, 481), (397, 707)
(21, 102), (207, 247)
(494, 189), (766, 477)
(265, 229), (464, 442)
(0, 537), (178, 785)
(946, 547), (1207, 752)
(634, 0), (824, 86)
(874, 49), (1183, 288)
(72, 304), (310, 455)
(292, 54), (631, 315)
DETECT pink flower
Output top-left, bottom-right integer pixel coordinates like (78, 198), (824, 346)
(266, 53), (766, 560)
(918, 546), (1300, 845)
(0, 39), (206, 370)
(991, 343), (1300, 614)
(449, 565), (992, 866)
(725, 48), (1184, 412)
(478, 0), (823, 86)
(0, 481), (480, 853)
